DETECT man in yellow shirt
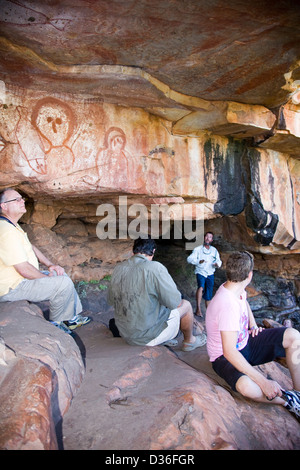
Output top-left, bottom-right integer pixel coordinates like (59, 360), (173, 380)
(0, 188), (91, 334)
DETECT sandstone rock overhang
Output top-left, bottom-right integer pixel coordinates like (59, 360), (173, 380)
(1, 0), (300, 158)
(0, 0), (299, 252)
(0, 0), (300, 108)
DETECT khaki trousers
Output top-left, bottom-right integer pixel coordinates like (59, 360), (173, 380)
(0, 273), (82, 323)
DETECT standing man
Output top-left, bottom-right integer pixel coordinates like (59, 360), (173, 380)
(187, 231), (222, 317)
(108, 237), (206, 351)
(206, 251), (300, 418)
(0, 188), (91, 334)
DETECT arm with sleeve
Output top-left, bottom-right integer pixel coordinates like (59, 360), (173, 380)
(187, 246), (201, 266)
(0, 223), (39, 295)
(214, 248), (222, 268)
(152, 262), (182, 310)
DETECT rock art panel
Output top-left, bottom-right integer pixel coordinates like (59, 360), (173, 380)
(0, 91), (185, 196)
(30, 97), (76, 176)
(0, 88), (299, 252)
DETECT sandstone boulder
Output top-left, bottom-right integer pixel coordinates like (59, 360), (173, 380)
(0, 301), (84, 450)
(0, 299), (299, 450)
(62, 321), (300, 450)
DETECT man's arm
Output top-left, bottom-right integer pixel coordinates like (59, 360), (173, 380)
(13, 261), (47, 279)
(221, 330), (282, 400)
(32, 245), (65, 276)
(187, 247), (201, 265)
(13, 246), (65, 279)
(213, 249), (222, 268)
(153, 263), (182, 310)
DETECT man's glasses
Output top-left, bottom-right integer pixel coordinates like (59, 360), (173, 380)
(2, 196), (26, 204)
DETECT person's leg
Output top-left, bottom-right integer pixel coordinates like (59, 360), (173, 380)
(177, 299), (206, 350)
(177, 299), (196, 344)
(282, 327), (300, 390)
(235, 375), (300, 418)
(203, 274), (214, 311)
(195, 287), (203, 316)
(235, 375), (286, 405)
(244, 327), (300, 392)
(146, 309), (180, 346)
(213, 353), (286, 405)
(0, 275), (82, 323)
(225, 328), (300, 415)
(195, 274), (205, 317)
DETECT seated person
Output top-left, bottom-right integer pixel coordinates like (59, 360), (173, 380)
(0, 188), (91, 334)
(206, 250), (300, 419)
(108, 237), (206, 351)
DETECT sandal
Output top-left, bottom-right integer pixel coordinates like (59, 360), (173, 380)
(161, 338), (178, 347)
(182, 333), (206, 351)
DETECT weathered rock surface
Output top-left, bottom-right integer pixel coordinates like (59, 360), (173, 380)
(0, 0), (300, 451)
(62, 320), (299, 451)
(0, 88), (299, 255)
(0, 301), (84, 450)
(0, 274), (299, 450)
(0, 0), (299, 108)
(0, 1), (299, 254)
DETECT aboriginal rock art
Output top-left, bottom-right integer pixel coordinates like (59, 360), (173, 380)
(14, 97), (76, 177)
(3, 95), (177, 195)
(142, 145), (176, 195)
(15, 105), (47, 175)
(95, 126), (143, 192)
(31, 97), (76, 177)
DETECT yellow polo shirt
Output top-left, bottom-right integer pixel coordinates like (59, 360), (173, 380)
(0, 220), (39, 296)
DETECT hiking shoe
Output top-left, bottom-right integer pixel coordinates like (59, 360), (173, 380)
(64, 314), (92, 330)
(281, 390), (300, 419)
(50, 321), (72, 335)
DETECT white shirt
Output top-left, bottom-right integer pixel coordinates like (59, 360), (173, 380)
(187, 244), (222, 277)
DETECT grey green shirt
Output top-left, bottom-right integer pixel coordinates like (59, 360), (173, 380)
(107, 254), (182, 345)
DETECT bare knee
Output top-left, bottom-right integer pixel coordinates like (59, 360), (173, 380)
(283, 327), (300, 349)
(236, 375), (262, 401)
(177, 299), (193, 318)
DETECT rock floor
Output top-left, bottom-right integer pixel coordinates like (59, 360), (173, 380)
(61, 308), (300, 451)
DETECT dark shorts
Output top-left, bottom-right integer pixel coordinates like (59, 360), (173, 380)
(196, 273), (214, 300)
(212, 327), (287, 392)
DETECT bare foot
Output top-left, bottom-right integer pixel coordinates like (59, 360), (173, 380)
(195, 310), (203, 318)
(193, 319), (204, 335)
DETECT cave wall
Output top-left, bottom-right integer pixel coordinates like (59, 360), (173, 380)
(0, 87), (299, 267)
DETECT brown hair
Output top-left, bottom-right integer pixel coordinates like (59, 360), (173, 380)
(226, 251), (254, 282)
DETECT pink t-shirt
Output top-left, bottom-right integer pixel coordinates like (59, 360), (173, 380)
(206, 284), (249, 362)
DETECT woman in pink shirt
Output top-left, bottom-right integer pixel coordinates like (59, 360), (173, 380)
(206, 251), (300, 419)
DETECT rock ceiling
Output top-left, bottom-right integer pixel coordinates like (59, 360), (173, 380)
(0, 0), (300, 113)
(0, 3), (299, 249)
